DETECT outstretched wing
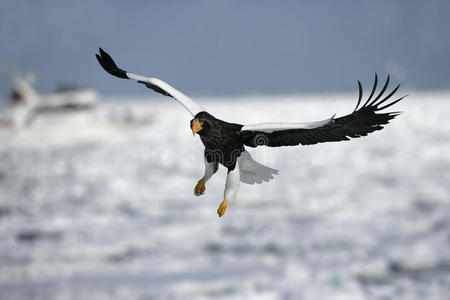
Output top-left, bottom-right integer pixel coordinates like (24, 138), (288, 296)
(241, 74), (405, 147)
(96, 48), (204, 117)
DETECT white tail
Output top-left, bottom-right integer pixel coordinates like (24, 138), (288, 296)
(238, 150), (279, 185)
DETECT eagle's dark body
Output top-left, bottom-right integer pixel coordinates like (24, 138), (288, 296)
(194, 112), (244, 169)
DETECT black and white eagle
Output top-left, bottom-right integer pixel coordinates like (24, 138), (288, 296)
(96, 48), (405, 218)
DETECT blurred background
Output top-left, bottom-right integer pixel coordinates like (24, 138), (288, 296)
(0, 1), (449, 300)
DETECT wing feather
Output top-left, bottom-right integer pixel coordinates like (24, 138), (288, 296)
(241, 74), (405, 148)
(96, 48), (204, 116)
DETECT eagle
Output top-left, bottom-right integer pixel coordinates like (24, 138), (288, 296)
(96, 48), (405, 218)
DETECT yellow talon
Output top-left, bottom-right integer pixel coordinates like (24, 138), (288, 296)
(217, 199), (228, 217)
(194, 179), (206, 196)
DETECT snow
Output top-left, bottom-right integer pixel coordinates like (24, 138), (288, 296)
(0, 91), (449, 300)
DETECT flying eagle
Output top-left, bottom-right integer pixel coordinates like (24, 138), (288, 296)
(96, 48), (405, 218)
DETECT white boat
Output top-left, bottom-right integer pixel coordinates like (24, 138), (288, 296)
(0, 75), (98, 129)
(0, 75), (154, 147)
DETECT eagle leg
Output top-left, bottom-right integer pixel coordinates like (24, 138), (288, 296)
(217, 199), (228, 217)
(218, 163), (240, 217)
(194, 179), (206, 196)
(194, 157), (218, 197)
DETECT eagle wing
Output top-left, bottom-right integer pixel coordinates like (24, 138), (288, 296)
(241, 74), (405, 147)
(96, 48), (204, 117)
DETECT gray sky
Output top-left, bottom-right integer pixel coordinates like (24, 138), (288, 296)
(1, 0), (449, 97)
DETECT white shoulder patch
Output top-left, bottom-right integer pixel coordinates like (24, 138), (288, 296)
(127, 73), (204, 117)
(241, 115), (335, 133)
(238, 151), (279, 185)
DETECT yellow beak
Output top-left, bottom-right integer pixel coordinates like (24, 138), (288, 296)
(192, 121), (203, 136)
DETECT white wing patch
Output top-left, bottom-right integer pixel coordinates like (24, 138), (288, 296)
(127, 73), (204, 117)
(241, 115), (335, 133)
(238, 151), (279, 185)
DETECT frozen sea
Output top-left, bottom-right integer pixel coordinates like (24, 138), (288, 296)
(0, 92), (449, 300)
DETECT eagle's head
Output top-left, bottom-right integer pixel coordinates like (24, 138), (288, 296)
(191, 111), (214, 136)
